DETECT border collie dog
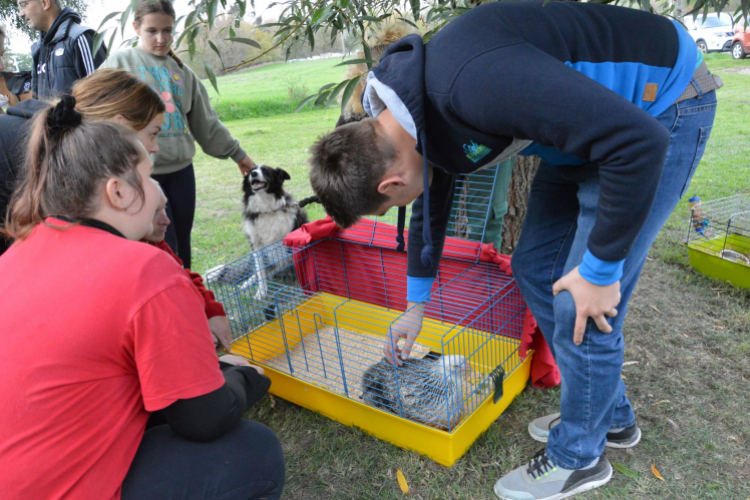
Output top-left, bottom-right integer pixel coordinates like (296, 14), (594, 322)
(242, 165), (309, 252)
(238, 165), (317, 312)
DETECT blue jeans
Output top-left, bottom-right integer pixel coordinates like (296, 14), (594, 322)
(511, 90), (717, 469)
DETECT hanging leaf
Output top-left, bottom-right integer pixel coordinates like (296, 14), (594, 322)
(327, 79), (350, 106)
(318, 82), (337, 93)
(312, 6), (330, 25)
(651, 464), (665, 481)
(334, 58), (378, 67)
(93, 29), (111, 57)
(340, 74), (362, 113)
(357, 15), (382, 22)
(229, 26), (236, 38)
(306, 25), (315, 52)
(295, 94), (317, 112)
(362, 43), (373, 69)
(108, 27), (118, 56)
(396, 469), (409, 494)
(340, 0), (351, 8)
(120, 5), (133, 37)
(398, 17), (419, 28)
(184, 10), (198, 30)
(228, 37), (262, 49)
(314, 90), (331, 107)
(410, 0), (421, 20)
(208, 0), (219, 29)
(204, 62), (220, 95)
(97, 11), (121, 32)
(612, 462), (640, 479)
(208, 40), (225, 69)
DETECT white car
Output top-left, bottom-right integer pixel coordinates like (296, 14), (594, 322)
(683, 13), (735, 53)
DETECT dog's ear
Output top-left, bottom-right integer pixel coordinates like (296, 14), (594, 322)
(276, 168), (291, 181)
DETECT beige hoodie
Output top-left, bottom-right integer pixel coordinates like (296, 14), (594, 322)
(103, 47), (247, 175)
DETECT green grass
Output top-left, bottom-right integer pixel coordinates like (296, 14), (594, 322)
(190, 53), (750, 499)
(203, 58), (349, 121)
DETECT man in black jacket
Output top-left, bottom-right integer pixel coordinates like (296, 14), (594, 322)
(18, 0), (105, 99)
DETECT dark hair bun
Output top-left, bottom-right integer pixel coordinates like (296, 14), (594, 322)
(46, 95), (82, 135)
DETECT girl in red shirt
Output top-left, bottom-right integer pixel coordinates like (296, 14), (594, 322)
(0, 98), (284, 499)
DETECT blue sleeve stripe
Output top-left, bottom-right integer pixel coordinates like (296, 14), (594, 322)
(579, 249), (624, 286)
(407, 276), (435, 303)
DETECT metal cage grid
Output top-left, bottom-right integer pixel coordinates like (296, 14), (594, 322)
(205, 163), (531, 445)
(687, 194), (750, 262)
(686, 194), (750, 288)
(206, 233), (526, 432)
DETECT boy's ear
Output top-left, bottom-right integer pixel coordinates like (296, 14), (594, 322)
(276, 168), (291, 181)
(377, 175), (406, 196)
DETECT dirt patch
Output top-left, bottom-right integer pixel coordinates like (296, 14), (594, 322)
(716, 66), (750, 75)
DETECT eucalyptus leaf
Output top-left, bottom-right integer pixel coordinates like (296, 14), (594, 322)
(307, 25), (315, 51)
(208, 0), (219, 29)
(340, 74), (362, 113)
(93, 29), (109, 57)
(120, 5), (132, 37)
(204, 62), (220, 95)
(612, 462), (640, 479)
(208, 40), (226, 69)
(314, 90), (331, 107)
(97, 11), (121, 32)
(228, 37), (262, 49)
(327, 79), (350, 105)
(410, 0), (420, 19)
(334, 58), (377, 67)
(295, 94), (318, 112)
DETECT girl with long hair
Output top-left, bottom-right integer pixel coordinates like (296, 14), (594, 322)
(104, 0), (257, 268)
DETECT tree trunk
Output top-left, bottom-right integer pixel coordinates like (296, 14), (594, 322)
(501, 155), (540, 254)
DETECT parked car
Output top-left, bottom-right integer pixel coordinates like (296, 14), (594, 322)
(684, 13), (735, 53)
(731, 23), (750, 59)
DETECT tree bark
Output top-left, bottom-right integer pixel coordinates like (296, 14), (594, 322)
(501, 155), (540, 255)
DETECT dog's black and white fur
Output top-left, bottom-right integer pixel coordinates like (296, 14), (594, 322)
(242, 165), (310, 252)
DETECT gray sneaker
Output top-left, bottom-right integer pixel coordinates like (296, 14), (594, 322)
(493, 450), (612, 500)
(528, 413), (642, 449)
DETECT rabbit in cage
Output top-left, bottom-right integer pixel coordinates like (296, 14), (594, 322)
(360, 354), (467, 430)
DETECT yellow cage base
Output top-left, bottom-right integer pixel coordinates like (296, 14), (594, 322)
(688, 233), (750, 289)
(230, 292), (532, 467)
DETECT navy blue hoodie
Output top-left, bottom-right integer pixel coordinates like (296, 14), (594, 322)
(362, 2), (697, 302)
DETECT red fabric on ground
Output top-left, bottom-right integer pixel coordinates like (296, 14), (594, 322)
(150, 240), (226, 319)
(284, 216), (559, 388)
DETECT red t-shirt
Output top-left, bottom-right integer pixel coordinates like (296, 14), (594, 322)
(0, 220), (225, 500)
(149, 239), (226, 319)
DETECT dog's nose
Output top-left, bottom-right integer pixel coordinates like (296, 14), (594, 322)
(250, 170), (259, 178)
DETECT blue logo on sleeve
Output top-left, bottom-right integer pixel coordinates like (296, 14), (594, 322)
(463, 140), (492, 163)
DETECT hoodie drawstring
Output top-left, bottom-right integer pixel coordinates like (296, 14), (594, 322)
(396, 206), (406, 252)
(419, 131), (434, 268)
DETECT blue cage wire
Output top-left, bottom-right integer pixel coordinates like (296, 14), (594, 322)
(206, 165), (528, 431)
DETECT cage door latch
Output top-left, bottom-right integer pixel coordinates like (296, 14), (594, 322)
(491, 366), (505, 404)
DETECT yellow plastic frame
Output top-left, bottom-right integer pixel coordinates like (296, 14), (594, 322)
(230, 292), (532, 467)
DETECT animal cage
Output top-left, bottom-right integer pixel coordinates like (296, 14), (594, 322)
(206, 166), (535, 466)
(686, 194), (750, 289)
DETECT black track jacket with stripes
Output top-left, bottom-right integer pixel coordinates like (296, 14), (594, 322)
(31, 8), (106, 100)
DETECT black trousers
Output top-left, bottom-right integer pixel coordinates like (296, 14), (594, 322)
(152, 164), (196, 269)
(122, 420), (285, 500)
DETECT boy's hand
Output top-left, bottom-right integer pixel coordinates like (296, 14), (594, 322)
(383, 302), (425, 366)
(552, 266), (620, 345)
(208, 315), (233, 352)
(237, 155), (256, 176)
